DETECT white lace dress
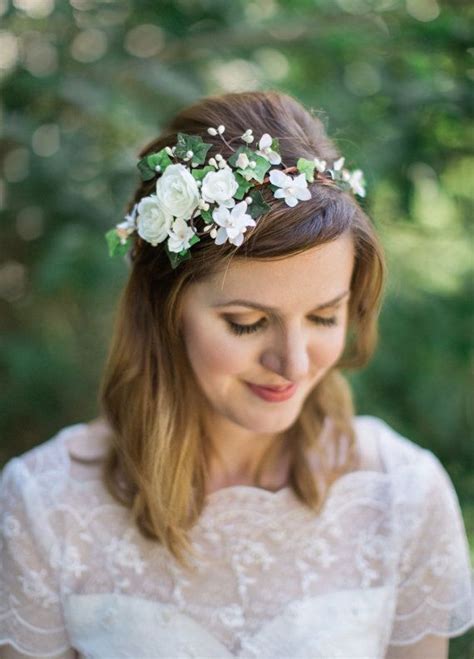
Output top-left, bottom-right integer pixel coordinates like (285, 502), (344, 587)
(0, 415), (473, 659)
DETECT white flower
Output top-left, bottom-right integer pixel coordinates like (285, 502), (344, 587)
(217, 125), (225, 134)
(236, 152), (250, 169)
(313, 157), (327, 173)
(201, 166), (238, 208)
(212, 201), (256, 247)
(269, 169), (311, 207)
(241, 129), (254, 144)
(256, 133), (281, 165)
(333, 157), (345, 171)
(167, 217), (196, 253)
(207, 127), (218, 136)
(347, 169), (366, 197)
(155, 163), (200, 220)
(136, 195), (173, 246)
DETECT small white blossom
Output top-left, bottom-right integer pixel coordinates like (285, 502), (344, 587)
(209, 158), (218, 168)
(269, 169), (312, 207)
(236, 153), (250, 169)
(217, 125), (225, 134)
(165, 146), (174, 156)
(212, 200), (256, 247)
(198, 199), (210, 211)
(210, 227), (218, 239)
(201, 166), (238, 207)
(135, 195), (173, 246)
(347, 169), (366, 197)
(245, 196), (253, 204)
(218, 159), (228, 169)
(207, 127), (218, 136)
(313, 157), (327, 173)
(167, 217), (196, 253)
(333, 157), (345, 171)
(241, 129), (254, 144)
(215, 154), (223, 161)
(256, 133), (281, 165)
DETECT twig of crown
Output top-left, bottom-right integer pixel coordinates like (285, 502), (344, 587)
(105, 125), (366, 270)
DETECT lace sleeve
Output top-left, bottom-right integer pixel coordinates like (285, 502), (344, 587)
(0, 457), (73, 657)
(388, 450), (474, 647)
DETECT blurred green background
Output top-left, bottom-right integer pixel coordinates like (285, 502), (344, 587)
(0, 0), (472, 654)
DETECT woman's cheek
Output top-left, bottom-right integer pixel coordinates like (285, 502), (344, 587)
(185, 320), (250, 378)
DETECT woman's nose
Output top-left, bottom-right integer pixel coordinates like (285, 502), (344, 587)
(260, 326), (311, 383)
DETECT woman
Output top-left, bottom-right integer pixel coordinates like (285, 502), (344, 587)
(1, 90), (472, 658)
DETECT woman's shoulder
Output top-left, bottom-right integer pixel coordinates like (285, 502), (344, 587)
(1, 417), (113, 495)
(354, 415), (454, 499)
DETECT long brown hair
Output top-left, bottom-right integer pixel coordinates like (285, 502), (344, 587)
(98, 90), (386, 569)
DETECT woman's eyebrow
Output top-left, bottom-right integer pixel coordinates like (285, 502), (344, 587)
(213, 289), (350, 313)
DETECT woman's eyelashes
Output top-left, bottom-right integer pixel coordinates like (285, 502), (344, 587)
(225, 315), (338, 336)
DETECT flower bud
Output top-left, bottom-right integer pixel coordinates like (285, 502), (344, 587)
(207, 127), (218, 136)
(217, 125), (225, 134)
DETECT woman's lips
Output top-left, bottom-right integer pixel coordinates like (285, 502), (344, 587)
(245, 381), (297, 402)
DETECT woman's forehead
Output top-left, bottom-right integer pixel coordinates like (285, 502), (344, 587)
(192, 236), (355, 308)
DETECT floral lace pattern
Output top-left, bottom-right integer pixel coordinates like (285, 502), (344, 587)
(1, 415), (473, 658)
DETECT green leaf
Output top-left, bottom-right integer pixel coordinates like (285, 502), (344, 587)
(165, 233), (200, 269)
(297, 157), (316, 182)
(227, 145), (255, 168)
(175, 133), (212, 165)
(233, 172), (253, 200)
(271, 137), (281, 155)
(137, 158), (156, 181)
(191, 165), (215, 181)
(105, 229), (132, 257)
(236, 153), (271, 184)
(147, 150), (173, 173)
(246, 188), (272, 219)
(200, 207), (213, 223)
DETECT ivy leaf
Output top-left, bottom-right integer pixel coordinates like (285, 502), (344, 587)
(237, 153), (271, 184)
(175, 133), (212, 165)
(227, 145), (255, 167)
(200, 207), (214, 223)
(137, 158), (156, 181)
(246, 188), (271, 219)
(297, 157), (316, 183)
(105, 229), (132, 257)
(165, 234), (200, 269)
(147, 150), (172, 173)
(191, 165), (215, 181)
(233, 172), (253, 200)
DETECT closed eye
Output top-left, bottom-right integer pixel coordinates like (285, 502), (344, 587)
(226, 315), (338, 336)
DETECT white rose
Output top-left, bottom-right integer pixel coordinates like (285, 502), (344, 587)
(136, 194), (173, 246)
(201, 166), (239, 206)
(155, 163), (200, 220)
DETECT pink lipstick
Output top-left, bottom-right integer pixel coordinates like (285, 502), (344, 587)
(245, 382), (297, 402)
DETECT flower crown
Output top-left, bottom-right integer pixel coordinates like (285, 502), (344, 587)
(105, 125), (366, 270)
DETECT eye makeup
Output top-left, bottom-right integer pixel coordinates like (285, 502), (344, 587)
(226, 315), (338, 336)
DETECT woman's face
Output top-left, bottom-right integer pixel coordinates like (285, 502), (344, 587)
(180, 233), (355, 436)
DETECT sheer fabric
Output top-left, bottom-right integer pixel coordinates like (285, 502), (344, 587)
(1, 415), (472, 658)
